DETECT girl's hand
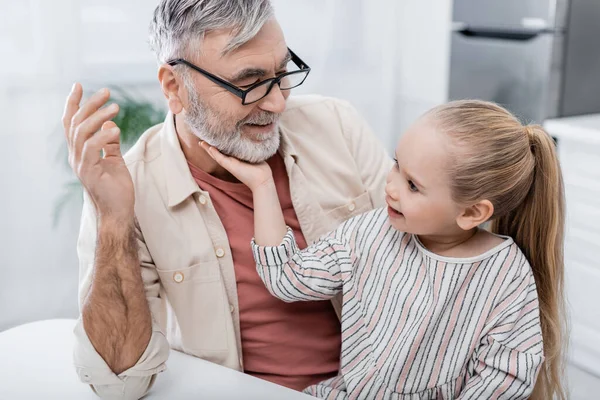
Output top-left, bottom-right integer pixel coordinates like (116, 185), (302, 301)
(200, 141), (274, 191)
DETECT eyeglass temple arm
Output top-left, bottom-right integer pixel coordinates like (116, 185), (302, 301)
(288, 48), (310, 70)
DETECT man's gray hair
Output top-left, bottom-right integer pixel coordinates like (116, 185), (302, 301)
(149, 0), (274, 63)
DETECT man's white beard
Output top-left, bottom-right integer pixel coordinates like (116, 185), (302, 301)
(183, 79), (281, 164)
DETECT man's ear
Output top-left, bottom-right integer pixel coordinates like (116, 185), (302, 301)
(456, 199), (494, 231)
(158, 65), (184, 115)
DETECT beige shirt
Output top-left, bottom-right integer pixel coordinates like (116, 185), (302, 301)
(73, 95), (393, 399)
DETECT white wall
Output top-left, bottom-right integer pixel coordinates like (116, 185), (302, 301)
(0, 0), (452, 331)
(0, 0), (162, 331)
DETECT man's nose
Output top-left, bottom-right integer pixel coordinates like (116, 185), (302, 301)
(258, 84), (286, 114)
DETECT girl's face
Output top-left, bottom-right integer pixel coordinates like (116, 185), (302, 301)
(385, 118), (463, 236)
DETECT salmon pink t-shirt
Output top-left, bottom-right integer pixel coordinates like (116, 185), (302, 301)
(188, 154), (341, 391)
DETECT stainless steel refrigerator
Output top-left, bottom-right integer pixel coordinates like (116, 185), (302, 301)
(449, 0), (600, 123)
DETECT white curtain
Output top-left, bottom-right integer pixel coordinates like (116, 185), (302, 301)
(272, 0), (452, 149)
(272, 0), (403, 151)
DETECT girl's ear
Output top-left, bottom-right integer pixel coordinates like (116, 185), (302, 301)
(456, 200), (494, 230)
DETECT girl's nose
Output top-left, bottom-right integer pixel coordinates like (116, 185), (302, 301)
(385, 179), (398, 201)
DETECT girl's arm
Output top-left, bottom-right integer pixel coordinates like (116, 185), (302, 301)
(251, 226), (352, 302)
(252, 179), (288, 246)
(457, 265), (544, 399)
(200, 141), (287, 245)
(201, 142), (354, 301)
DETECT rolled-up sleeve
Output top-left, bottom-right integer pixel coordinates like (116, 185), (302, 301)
(73, 319), (168, 399)
(74, 192), (169, 399)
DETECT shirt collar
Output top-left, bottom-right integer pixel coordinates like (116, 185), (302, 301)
(161, 112), (201, 207)
(277, 117), (298, 162)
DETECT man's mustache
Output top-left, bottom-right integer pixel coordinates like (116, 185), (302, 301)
(241, 112), (279, 126)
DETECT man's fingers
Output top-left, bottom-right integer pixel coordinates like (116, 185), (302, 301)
(70, 88), (111, 132)
(102, 120), (118, 130)
(63, 83), (83, 137)
(73, 103), (120, 162)
(102, 143), (123, 159)
(79, 127), (121, 173)
(100, 122), (123, 159)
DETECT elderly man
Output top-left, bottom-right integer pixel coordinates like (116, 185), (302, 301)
(64, 0), (391, 398)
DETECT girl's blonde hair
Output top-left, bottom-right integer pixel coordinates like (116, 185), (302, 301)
(427, 100), (567, 400)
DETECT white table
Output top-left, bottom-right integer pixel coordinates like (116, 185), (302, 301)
(0, 319), (316, 399)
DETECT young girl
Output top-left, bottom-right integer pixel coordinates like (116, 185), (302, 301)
(201, 100), (566, 399)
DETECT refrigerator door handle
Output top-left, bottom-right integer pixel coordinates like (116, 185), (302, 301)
(452, 24), (546, 41)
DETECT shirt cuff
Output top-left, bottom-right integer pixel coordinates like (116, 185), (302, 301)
(251, 227), (299, 267)
(73, 317), (168, 386)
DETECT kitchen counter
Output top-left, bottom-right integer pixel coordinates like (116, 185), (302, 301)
(545, 114), (600, 145)
(544, 115), (600, 378)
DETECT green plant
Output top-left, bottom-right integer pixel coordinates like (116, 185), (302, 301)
(53, 86), (166, 227)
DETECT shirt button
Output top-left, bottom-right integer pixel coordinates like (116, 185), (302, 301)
(216, 248), (225, 258)
(82, 373), (91, 382)
(229, 304), (235, 313)
(199, 195), (207, 205)
(173, 272), (184, 283)
(348, 202), (356, 212)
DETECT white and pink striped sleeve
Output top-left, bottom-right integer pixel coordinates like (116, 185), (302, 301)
(251, 227), (355, 302)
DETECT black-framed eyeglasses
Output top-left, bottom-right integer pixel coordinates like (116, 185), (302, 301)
(167, 48), (310, 105)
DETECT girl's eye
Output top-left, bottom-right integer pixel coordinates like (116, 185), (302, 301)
(408, 180), (418, 192)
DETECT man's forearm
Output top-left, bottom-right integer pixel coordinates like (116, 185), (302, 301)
(82, 217), (152, 375)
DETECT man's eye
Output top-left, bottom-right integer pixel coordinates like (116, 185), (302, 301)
(408, 180), (418, 192)
(393, 158), (399, 168)
(239, 81), (259, 89)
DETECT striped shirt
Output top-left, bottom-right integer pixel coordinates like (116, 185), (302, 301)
(251, 208), (544, 399)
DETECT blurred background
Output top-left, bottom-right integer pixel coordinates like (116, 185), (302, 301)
(0, 0), (598, 397)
